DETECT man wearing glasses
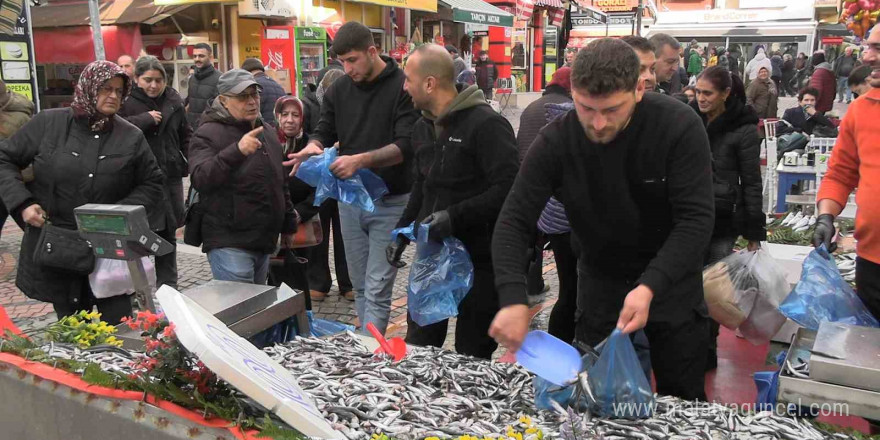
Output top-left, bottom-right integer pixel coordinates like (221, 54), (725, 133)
(814, 28), (880, 322)
(188, 69), (297, 286)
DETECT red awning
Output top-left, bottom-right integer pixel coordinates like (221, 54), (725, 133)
(33, 25), (143, 64)
(535, 0), (563, 8)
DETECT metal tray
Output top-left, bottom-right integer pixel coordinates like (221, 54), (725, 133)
(811, 321), (880, 393)
(182, 280), (279, 325)
(777, 328), (880, 420)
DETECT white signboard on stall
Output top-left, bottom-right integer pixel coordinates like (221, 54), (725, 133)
(156, 285), (343, 440)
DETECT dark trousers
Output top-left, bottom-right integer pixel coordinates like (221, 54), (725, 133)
(704, 235), (737, 356)
(575, 269), (708, 401)
(269, 249), (312, 310)
(527, 233), (547, 295)
(306, 200), (352, 293)
(547, 233), (578, 344)
(53, 282), (133, 325)
(155, 226), (178, 289)
(482, 88), (493, 101)
(405, 268), (499, 359)
(856, 257), (880, 321)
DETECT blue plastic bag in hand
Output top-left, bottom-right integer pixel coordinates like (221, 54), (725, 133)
(779, 245), (879, 330)
(587, 329), (655, 418)
(295, 147), (389, 212)
(393, 222), (474, 327)
(534, 350), (599, 411)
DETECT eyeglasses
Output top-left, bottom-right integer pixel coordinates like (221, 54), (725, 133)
(98, 85), (125, 97)
(227, 92), (260, 102)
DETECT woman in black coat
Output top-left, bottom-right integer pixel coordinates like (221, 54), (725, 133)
(118, 56), (192, 290)
(692, 66), (766, 368)
(0, 61), (164, 324)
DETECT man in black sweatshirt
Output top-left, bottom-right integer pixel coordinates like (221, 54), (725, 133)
(385, 44), (519, 359)
(489, 38), (715, 400)
(286, 22), (419, 335)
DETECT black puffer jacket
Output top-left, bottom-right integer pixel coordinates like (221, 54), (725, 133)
(516, 84), (571, 162)
(691, 99), (765, 241)
(119, 87), (192, 231)
(186, 64), (221, 129)
(0, 108), (164, 304)
(189, 100), (296, 254)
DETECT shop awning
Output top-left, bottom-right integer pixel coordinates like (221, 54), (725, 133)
(30, 0), (191, 28)
(33, 24), (143, 64)
(534, 0), (563, 8)
(346, 0), (437, 13)
(817, 23), (851, 37)
(646, 20), (817, 40)
(441, 0), (514, 27)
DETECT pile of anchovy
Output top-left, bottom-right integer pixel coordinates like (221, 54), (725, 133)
(268, 333), (856, 440)
(265, 332), (544, 439)
(40, 342), (146, 375)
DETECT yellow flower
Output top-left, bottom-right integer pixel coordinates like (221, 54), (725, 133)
(425, 437), (441, 440)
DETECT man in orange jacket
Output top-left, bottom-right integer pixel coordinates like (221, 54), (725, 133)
(813, 28), (880, 320)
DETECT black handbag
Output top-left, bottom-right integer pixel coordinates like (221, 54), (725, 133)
(32, 222), (96, 275)
(183, 186), (203, 246)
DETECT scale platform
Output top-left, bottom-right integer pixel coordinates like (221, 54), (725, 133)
(117, 281), (308, 349)
(777, 326), (880, 420)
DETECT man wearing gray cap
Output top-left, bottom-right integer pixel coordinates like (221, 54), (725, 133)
(188, 69), (297, 285)
(242, 58), (287, 125)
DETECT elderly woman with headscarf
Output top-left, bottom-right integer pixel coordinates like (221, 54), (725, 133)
(0, 60), (164, 324)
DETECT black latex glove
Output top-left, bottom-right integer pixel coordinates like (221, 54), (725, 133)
(423, 210), (453, 242)
(385, 234), (410, 268)
(812, 213), (838, 253)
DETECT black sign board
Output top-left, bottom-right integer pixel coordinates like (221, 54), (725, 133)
(571, 12), (634, 27)
(0, 0), (37, 108)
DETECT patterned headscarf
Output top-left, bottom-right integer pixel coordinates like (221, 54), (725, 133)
(71, 60), (132, 132)
(274, 95), (304, 145)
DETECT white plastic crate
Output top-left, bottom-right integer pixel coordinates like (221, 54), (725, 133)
(809, 137), (836, 154)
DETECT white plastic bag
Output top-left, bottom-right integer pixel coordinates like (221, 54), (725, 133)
(89, 257), (157, 299)
(703, 249), (790, 344)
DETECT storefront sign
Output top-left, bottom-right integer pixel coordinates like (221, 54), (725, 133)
(655, 5), (813, 24)
(813, 0), (839, 6)
(296, 26), (326, 40)
(238, 0), (294, 18)
(348, 0), (436, 13)
(0, 0), (37, 107)
(592, 0), (634, 12)
(571, 12), (633, 27)
(452, 9), (514, 27)
(575, 7), (607, 24)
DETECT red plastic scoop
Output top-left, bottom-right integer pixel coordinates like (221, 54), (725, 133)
(366, 322), (406, 361)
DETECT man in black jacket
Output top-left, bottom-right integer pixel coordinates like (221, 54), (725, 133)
(317, 47), (344, 84)
(242, 58), (287, 125)
(385, 44), (518, 359)
(650, 33), (682, 94)
(489, 38), (715, 400)
(778, 87), (836, 135)
(186, 43), (221, 129)
(286, 22), (419, 335)
(189, 69), (296, 285)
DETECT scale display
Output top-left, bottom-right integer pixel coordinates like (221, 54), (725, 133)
(76, 213), (130, 236)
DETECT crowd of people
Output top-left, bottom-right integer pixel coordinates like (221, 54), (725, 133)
(0, 21), (878, 406)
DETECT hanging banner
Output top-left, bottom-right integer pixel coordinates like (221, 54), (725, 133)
(0, 0), (37, 107)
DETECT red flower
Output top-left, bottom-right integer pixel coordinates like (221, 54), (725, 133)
(161, 323), (176, 340)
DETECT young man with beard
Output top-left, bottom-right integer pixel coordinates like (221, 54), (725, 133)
(386, 44), (518, 358)
(285, 21), (419, 336)
(186, 43), (221, 129)
(622, 36), (657, 92)
(814, 28), (880, 321)
(488, 38), (715, 400)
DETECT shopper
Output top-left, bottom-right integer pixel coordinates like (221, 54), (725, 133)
(778, 87), (836, 135)
(848, 65), (874, 98)
(809, 51), (836, 113)
(744, 48), (773, 82)
(117, 55), (135, 81)
(814, 28), (880, 320)
(649, 33), (683, 94)
(781, 54), (797, 97)
(118, 56), (193, 290)
(834, 46), (860, 104)
(687, 46), (704, 81)
(716, 47), (730, 72)
(242, 58), (287, 125)
(188, 69), (297, 284)
(0, 80), (33, 235)
(284, 21), (419, 335)
(446, 45), (467, 80)
(746, 67), (778, 119)
(386, 44), (518, 358)
(622, 36), (657, 92)
(475, 51), (498, 100)
(307, 68), (354, 303)
(516, 67), (572, 305)
(186, 43), (221, 129)
(0, 60), (164, 325)
(564, 49), (576, 67)
(707, 47), (718, 67)
(770, 52), (784, 95)
(489, 38), (714, 401)
(692, 66), (764, 369)
(317, 47), (344, 84)
(682, 85), (696, 104)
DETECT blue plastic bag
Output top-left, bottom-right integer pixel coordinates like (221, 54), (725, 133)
(392, 222), (474, 327)
(533, 350), (598, 411)
(295, 147), (389, 212)
(307, 310), (356, 337)
(779, 245), (879, 330)
(587, 329), (655, 418)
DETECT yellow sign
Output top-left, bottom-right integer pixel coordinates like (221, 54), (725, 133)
(7, 83), (32, 100)
(347, 0), (436, 13)
(237, 17), (263, 64)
